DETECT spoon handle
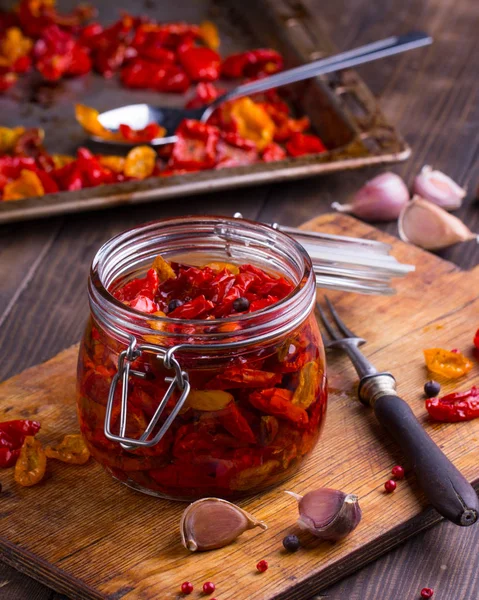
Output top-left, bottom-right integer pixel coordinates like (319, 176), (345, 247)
(204, 31), (432, 115)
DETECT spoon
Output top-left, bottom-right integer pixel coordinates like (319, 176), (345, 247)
(95, 31), (432, 146)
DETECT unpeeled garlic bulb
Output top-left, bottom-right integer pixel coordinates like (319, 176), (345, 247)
(180, 497), (267, 552)
(413, 165), (466, 210)
(286, 488), (362, 542)
(331, 172), (410, 222)
(398, 196), (478, 250)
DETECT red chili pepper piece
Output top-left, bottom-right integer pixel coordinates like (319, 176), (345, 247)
(178, 45), (221, 82)
(221, 49), (283, 79)
(285, 132), (327, 157)
(426, 386), (479, 422)
(249, 388), (309, 425)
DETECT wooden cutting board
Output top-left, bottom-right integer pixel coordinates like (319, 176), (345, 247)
(0, 214), (478, 600)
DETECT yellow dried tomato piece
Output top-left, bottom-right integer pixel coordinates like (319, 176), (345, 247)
(51, 154), (75, 168)
(152, 255), (176, 281)
(204, 261), (240, 275)
(98, 155), (125, 173)
(199, 21), (220, 50)
(187, 390), (234, 411)
(75, 104), (121, 141)
(0, 27), (33, 66)
(292, 361), (319, 409)
(14, 436), (47, 487)
(3, 170), (45, 201)
(0, 126), (25, 152)
(45, 434), (90, 465)
(225, 97), (275, 149)
(423, 348), (473, 379)
(145, 310), (167, 344)
(124, 145), (157, 179)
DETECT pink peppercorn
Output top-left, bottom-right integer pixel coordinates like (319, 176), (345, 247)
(256, 560), (268, 572)
(203, 582), (216, 594)
(392, 465), (405, 480)
(421, 588), (434, 598)
(181, 581), (194, 594)
(384, 479), (397, 493)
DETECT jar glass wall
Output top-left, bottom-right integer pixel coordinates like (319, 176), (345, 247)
(77, 216), (327, 501)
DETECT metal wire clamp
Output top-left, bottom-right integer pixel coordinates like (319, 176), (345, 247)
(104, 339), (190, 451)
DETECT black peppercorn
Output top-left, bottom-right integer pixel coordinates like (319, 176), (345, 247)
(424, 380), (441, 398)
(232, 297), (250, 312)
(282, 534), (300, 552)
(168, 299), (184, 313)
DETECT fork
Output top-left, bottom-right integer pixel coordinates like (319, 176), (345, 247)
(317, 296), (479, 526)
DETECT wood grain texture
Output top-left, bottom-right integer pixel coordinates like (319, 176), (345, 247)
(0, 214), (478, 600)
(0, 0), (478, 597)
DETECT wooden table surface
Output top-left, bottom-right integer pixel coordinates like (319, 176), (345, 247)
(1, 0), (478, 598)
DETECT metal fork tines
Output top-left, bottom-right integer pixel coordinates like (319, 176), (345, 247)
(316, 296), (378, 378)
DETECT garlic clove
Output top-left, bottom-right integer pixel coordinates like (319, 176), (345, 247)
(286, 487), (362, 542)
(398, 196), (478, 250)
(413, 165), (466, 210)
(332, 172), (410, 222)
(180, 497), (267, 552)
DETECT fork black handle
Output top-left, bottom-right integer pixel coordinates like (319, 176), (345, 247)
(372, 390), (479, 526)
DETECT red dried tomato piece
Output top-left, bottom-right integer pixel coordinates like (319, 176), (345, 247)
(221, 49), (283, 79)
(262, 142), (287, 162)
(249, 388), (309, 425)
(426, 386), (479, 422)
(178, 45), (221, 82)
(169, 120), (220, 170)
(185, 82), (225, 109)
(285, 132), (327, 157)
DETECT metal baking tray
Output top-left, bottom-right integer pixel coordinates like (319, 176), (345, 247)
(0, 0), (410, 224)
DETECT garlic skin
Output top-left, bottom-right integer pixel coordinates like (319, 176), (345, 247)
(413, 165), (466, 210)
(398, 196), (478, 250)
(180, 497), (267, 552)
(332, 172), (409, 222)
(286, 488), (362, 542)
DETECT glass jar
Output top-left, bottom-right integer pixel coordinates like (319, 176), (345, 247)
(77, 216), (327, 501)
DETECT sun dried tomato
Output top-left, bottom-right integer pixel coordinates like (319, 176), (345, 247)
(169, 295), (215, 319)
(199, 21), (220, 50)
(185, 82), (225, 109)
(121, 58), (190, 93)
(424, 348), (473, 379)
(0, 420), (41, 447)
(76, 147), (116, 186)
(221, 48), (283, 79)
(262, 142), (286, 162)
(249, 388), (309, 425)
(75, 104), (122, 141)
(426, 386), (479, 422)
(3, 169), (45, 200)
(124, 145), (157, 179)
(45, 434), (91, 465)
(0, 70), (17, 91)
(170, 120), (220, 171)
(33, 25), (76, 81)
(14, 436), (47, 486)
(218, 402), (256, 443)
(220, 98), (276, 150)
(0, 27), (33, 69)
(207, 367), (282, 389)
(0, 448), (21, 468)
(286, 132), (327, 157)
(187, 390), (233, 411)
(0, 126), (25, 152)
(119, 123), (166, 143)
(473, 328), (479, 350)
(178, 45), (220, 82)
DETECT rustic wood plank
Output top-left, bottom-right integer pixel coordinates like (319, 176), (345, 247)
(0, 214), (478, 600)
